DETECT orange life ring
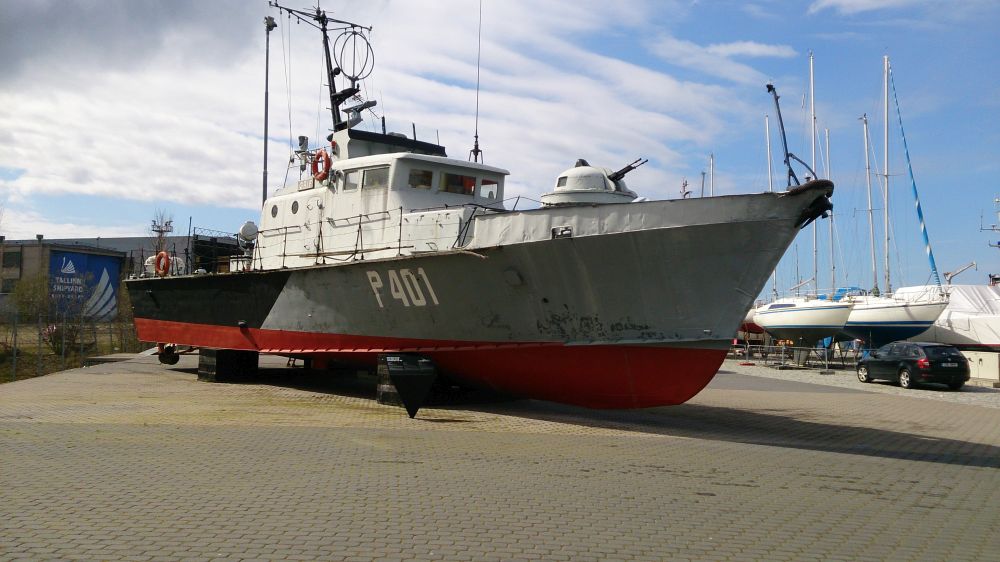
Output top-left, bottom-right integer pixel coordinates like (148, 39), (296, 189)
(155, 251), (171, 276)
(312, 148), (331, 181)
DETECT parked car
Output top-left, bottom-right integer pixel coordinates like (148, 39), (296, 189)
(856, 342), (970, 390)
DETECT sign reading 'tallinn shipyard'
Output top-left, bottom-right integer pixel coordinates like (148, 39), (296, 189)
(49, 251), (121, 321)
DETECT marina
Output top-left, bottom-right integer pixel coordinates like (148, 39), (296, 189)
(3, 2), (1000, 561)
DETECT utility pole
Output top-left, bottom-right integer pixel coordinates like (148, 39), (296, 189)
(709, 153), (715, 196)
(35, 234), (43, 379)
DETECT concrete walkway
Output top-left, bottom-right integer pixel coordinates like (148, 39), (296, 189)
(2, 355), (998, 561)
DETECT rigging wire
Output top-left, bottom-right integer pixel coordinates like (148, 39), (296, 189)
(279, 9), (294, 186)
(891, 66), (943, 288)
(357, 28), (383, 132)
(315, 58), (324, 149)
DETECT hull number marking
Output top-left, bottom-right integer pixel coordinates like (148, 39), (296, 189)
(367, 268), (439, 308)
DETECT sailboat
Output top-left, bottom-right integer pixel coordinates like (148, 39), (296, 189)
(752, 53), (854, 346)
(753, 296), (854, 346)
(840, 56), (947, 348)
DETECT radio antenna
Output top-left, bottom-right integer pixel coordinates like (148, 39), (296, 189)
(468, 0), (484, 163)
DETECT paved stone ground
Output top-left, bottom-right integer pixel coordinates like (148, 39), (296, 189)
(721, 358), (1000, 409)
(2, 355), (999, 561)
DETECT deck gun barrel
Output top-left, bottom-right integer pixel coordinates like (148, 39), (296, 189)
(607, 158), (648, 182)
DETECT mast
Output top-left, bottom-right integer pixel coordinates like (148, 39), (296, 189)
(826, 127), (834, 291)
(269, 2), (372, 134)
(319, 9), (344, 131)
(765, 115), (773, 193)
(883, 55), (891, 294)
(810, 51), (818, 295)
(262, 16), (276, 206)
(810, 52), (817, 178)
(862, 114), (879, 294)
(766, 114), (777, 298)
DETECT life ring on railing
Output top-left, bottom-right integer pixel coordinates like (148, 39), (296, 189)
(155, 251), (171, 276)
(312, 148), (331, 181)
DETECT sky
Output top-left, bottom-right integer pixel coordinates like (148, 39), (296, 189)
(1, 0), (999, 294)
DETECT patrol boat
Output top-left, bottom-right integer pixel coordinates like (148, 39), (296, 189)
(126, 5), (834, 409)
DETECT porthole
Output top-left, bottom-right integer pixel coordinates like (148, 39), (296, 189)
(291, 201), (299, 214)
(270, 205), (278, 218)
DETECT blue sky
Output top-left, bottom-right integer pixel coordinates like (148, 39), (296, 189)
(1, 0), (998, 293)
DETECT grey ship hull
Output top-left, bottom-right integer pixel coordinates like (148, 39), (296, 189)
(129, 181), (833, 408)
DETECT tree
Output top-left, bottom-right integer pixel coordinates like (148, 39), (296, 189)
(11, 274), (48, 319)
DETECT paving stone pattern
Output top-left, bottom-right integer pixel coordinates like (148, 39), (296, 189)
(2, 356), (999, 561)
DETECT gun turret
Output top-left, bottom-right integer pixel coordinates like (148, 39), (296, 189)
(608, 157), (648, 182)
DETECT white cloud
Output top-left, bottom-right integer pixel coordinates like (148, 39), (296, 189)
(0, 207), (146, 240)
(706, 41), (797, 59)
(742, 4), (779, 19)
(0, 0), (767, 218)
(808, 0), (924, 15)
(647, 35), (770, 85)
(0, 0), (783, 236)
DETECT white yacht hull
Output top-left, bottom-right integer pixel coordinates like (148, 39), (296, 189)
(842, 292), (947, 347)
(753, 299), (854, 345)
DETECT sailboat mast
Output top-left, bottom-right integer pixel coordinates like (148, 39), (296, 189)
(862, 114), (879, 294)
(810, 51), (818, 295)
(765, 115), (773, 193)
(826, 127), (834, 292)
(883, 55), (891, 294)
(766, 114), (777, 298)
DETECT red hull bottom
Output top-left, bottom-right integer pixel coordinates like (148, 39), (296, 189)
(135, 319), (726, 409)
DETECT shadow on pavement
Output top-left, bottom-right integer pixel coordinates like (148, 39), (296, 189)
(170, 361), (1000, 469)
(469, 399), (1000, 469)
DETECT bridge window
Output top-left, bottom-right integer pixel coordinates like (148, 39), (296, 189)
(480, 178), (499, 199)
(363, 166), (390, 189)
(408, 169), (433, 189)
(344, 170), (359, 191)
(442, 172), (476, 195)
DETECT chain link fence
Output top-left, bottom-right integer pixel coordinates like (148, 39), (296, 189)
(0, 280), (142, 383)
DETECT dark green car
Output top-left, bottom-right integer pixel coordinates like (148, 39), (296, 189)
(856, 342), (970, 391)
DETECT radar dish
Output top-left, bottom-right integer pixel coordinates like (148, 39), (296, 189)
(333, 29), (374, 84)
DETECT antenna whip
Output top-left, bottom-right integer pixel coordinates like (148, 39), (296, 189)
(469, 0), (484, 163)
